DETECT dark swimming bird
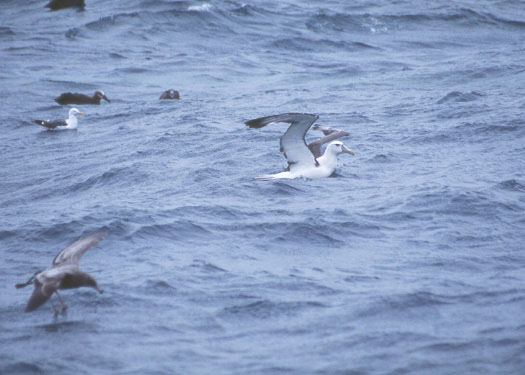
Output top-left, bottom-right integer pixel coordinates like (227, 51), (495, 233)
(55, 90), (110, 105)
(33, 108), (83, 130)
(46, 0), (85, 11)
(15, 228), (107, 315)
(159, 89), (180, 100)
(245, 113), (355, 180)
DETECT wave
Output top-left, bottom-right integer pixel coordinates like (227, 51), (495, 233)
(497, 179), (525, 193)
(226, 217), (384, 249)
(131, 220), (212, 241)
(141, 279), (178, 295)
(0, 26), (15, 37)
(112, 67), (152, 75)
(271, 37), (377, 53)
(437, 91), (483, 104)
(411, 116), (524, 145)
(221, 299), (325, 320)
(1, 362), (43, 374)
(187, 259), (228, 274)
(77, 7), (226, 38)
(67, 165), (150, 193)
(231, 4), (273, 18)
(85, 12), (142, 31)
(187, 3), (212, 12)
(306, 7), (525, 35)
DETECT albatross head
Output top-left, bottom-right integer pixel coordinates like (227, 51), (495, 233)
(94, 90), (111, 103)
(81, 274), (104, 294)
(68, 108), (83, 117)
(328, 141), (355, 156)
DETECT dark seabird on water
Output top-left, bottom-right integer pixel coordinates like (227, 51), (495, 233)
(245, 113), (355, 180)
(159, 89), (180, 100)
(15, 228), (107, 315)
(46, 0), (85, 11)
(55, 90), (110, 105)
(33, 107), (83, 130)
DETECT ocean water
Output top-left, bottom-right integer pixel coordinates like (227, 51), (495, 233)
(1, 0), (524, 374)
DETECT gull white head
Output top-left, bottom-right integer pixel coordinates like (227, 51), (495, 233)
(68, 108), (83, 118)
(326, 141), (355, 156)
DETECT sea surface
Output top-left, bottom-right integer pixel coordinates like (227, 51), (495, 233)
(1, 0), (524, 374)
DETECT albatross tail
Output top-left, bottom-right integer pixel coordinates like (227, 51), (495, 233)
(15, 270), (41, 289)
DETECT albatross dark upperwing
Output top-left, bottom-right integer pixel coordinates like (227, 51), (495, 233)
(245, 113), (319, 171)
(33, 119), (67, 129)
(308, 129), (350, 158)
(52, 228), (108, 266)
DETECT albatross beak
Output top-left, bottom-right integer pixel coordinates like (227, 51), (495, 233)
(78, 112), (84, 116)
(342, 145), (355, 156)
(103, 95), (110, 103)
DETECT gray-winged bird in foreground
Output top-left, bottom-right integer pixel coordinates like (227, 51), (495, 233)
(15, 228), (108, 315)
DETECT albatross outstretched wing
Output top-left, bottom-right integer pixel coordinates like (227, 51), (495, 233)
(245, 113), (319, 171)
(52, 228), (108, 266)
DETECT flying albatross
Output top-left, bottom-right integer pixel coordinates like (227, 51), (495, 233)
(33, 108), (83, 130)
(15, 228), (107, 315)
(245, 113), (355, 180)
(55, 90), (110, 105)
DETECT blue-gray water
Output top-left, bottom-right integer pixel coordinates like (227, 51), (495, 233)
(1, 0), (524, 374)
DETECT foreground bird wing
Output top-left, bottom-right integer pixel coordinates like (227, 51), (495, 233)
(307, 130), (350, 158)
(33, 119), (67, 129)
(25, 276), (60, 312)
(245, 113), (319, 170)
(52, 228), (108, 266)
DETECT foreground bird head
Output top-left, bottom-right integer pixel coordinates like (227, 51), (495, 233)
(88, 277), (104, 294)
(68, 108), (83, 117)
(94, 90), (111, 103)
(61, 272), (104, 293)
(84, 274), (103, 294)
(327, 141), (355, 156)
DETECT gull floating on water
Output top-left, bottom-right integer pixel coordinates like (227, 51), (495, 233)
(55, 90), (110, 105)
(15, 228), (107, 315)
(245, 113), (355, 180)
(33, 108), (83, 130)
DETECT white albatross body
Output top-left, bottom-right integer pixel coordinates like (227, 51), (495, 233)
(245, 113), (355, 180)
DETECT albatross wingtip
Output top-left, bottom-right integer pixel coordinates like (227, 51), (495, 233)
(244, 118), (267, 129)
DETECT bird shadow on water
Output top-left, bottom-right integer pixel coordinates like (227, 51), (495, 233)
(261, 180), (307, 196)
(36, 318), (97, 333)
